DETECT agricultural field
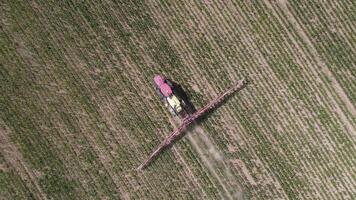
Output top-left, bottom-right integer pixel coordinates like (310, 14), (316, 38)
(0, 0), (355, 199)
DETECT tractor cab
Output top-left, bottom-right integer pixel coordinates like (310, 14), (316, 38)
(153, 74), (186, 117)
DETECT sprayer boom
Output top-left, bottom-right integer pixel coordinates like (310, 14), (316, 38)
(137, 79), (246, 170)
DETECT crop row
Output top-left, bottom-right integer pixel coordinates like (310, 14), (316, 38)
(1, 0), (354, 199)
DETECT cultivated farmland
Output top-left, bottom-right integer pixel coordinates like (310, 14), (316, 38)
(0, 0), (355, 199)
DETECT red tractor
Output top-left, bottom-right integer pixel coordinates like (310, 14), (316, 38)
(153, 74), (187, 118)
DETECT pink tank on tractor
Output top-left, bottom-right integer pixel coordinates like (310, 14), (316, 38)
(154, 75), (172, 97)
(154, 74), (172, 97)
(154, 75), (164, 86)
(153, 74), (186, 117)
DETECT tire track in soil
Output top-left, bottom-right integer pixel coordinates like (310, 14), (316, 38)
(222, 1), (354, 198)
(24, 1), (140, 198)
(245, 1), (355, 194)
(239, 0), (354, 187)
(0, 122), (47, 200)
(192, 1), (340, 198)
(145, 2), (238, 197)
(117, 55), (207, 198)
(291, 0), (356, 107)
(51, 1), (189, 196)
(27, 5), (125, 197)
(91, 5), (208, 198)
(195, 7), (290, 194)
(270, 0), (356, 135)
(54, 9), (163, 198)
(1, 8), (107, 198)
(73, 9), (204, 200)
(149, 0), (312, 197)
(175, 1), (289, 198)
(257, 2), (353, 197)
(98, 4), (210, 197)
(102, 0), (200, 181)
(146, 1), (274, 198)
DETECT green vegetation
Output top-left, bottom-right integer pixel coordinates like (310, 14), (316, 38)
(1, 0), (354, 199)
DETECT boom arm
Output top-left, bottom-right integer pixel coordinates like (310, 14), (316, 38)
(137, 79), (246, 170)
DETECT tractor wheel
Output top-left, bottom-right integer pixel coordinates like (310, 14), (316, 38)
(168, 106), (176, 116)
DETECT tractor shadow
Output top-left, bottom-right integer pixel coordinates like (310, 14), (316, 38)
(168, 79), (197, 115)
(143, 79), (248, 169)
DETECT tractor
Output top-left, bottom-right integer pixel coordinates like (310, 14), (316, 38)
(153, 74), (187, 118)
